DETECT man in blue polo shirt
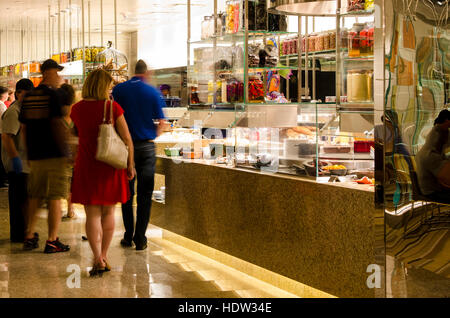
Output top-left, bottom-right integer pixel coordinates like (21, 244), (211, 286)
(112, 60), (166, 250)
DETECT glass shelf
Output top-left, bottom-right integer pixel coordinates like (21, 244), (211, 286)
(337, 109), (374, 115)
(247, 30), (297, 36)
(281, 49), (337, 59)
(249, 66), (293, 71)
(188, 104), (237, 111)
(190, 66), (293, 76)
(340, 9), (375, 17)
(340, 102), (374, 107)
(299, 102), (337, 105)
(343, 55), (374, 62)
(189, 102), (300, 109)
(190, 30), (298, 45)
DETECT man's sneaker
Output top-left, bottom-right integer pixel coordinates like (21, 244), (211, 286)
(44, 238), (70, 253)
(23, 233), (39, 251)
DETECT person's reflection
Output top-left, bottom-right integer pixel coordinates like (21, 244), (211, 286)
(375, 111), (414, 206)
(416, 109), (450, 204)
(121, 254), (150, 298)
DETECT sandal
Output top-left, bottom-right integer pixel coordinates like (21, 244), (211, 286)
(103, 259), (111, 272)
(89, 263), (106, 277)
(62, 211), (77, 220)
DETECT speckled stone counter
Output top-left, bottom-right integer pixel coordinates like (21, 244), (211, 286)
(151, 156), (377, 298)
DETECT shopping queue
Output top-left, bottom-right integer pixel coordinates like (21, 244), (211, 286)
(1, 59), (166, 277)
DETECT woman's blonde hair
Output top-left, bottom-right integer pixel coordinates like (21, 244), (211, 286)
(82, 69), (113, 100)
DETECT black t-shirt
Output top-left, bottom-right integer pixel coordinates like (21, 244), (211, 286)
(19, 84), (65, 160)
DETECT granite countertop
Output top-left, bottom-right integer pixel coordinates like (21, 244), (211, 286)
(157, 155), (375, 193)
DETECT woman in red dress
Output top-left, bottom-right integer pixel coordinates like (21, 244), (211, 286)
(70, 69), (135, 276)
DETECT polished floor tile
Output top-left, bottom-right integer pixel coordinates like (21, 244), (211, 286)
(0, 189), (297, 298)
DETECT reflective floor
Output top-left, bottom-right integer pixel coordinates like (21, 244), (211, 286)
(0, 188), (296, 298)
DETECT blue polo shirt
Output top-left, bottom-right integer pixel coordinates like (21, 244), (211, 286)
(112, 76), (165, 141)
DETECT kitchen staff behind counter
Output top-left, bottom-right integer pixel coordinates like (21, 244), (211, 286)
(416, 109), (450, 204)
(160, 84), (171, 97)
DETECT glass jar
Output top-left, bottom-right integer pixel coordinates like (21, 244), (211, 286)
(227, 79), (237, 103)
(248, 44), (261, 67)
(293, 37), (299, 54)
(190, 87), (200, 104)
(329, 31), (336, 49)
(233, 0), (240, 33)
(365, 0), (374, 11)
(216, 13), (224, 36)
(340, 28), (348, 49)
(226, 1), (235, 34)
(348, 23), (365, 57)
(315, 33), (325, 52)
(209, 15), (216, 38)
(359, 24), (370, 56)
(248, 75), (264, 102)
(237, 81), (244, 102)
(323, 32), (331, 51)
(207, 80), (214, 104)
(347, 70), (373, 102)
(201, 16), (210, 39)
(368, 23), (374, 55)
(281, 40), (288, 56)
(308, 35), (316, 52)
(286, 38), (293, 55)
(216, 81), (222, 103)
(347, 0), (365, 12)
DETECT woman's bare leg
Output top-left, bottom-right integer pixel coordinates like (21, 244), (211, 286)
(85, 205), (105, 266)
(101, 205), (116, 262)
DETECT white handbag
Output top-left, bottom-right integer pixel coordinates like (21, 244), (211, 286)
(95, 98), (128, 169)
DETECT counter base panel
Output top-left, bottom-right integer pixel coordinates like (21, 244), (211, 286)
(161, 227), (335, 298)
(152, 156), (377, 298)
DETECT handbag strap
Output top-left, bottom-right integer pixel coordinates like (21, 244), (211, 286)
(102, 98), (115, 124)
(110, 98), (114, 124)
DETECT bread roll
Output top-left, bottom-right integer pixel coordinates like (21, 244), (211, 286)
(293, 126), (313, 135)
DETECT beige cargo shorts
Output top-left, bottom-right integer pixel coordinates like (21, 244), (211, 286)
(28, 158), (70, 200)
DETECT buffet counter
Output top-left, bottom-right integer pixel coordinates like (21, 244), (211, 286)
(150, 155), (379, 298)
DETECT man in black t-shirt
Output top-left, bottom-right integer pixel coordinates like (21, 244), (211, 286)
(19, 59), (70, 253)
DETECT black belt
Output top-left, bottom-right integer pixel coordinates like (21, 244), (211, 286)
(134, 139), (154, 144)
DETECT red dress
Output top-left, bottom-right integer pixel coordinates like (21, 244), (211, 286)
(70, 100), (130, 205)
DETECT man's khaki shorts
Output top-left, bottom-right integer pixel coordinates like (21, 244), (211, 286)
(28, 158), (70, 200)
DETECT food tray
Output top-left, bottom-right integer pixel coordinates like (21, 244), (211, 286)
(164, 148), (181, 157)
(322, 146), (352, 153)
(328, 169), (347, 176)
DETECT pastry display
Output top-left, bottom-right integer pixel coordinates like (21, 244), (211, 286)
(322, 145), (352, 153)
(323, 165), (347, 176)
(354, 176), (375, 185)
(323, 165), (347, 170)
(293, 126), (313, 136)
